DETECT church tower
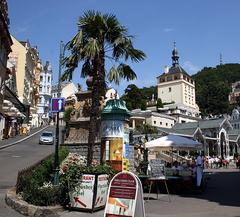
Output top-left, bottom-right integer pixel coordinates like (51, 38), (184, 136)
(157, 43), (200, 120)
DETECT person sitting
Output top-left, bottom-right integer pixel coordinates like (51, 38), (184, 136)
(171, 161), (183, 175)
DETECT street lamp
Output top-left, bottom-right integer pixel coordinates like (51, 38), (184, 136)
(53, 41), (66, 185)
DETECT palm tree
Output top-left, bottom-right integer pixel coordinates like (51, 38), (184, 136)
(61, 10), (146, 165)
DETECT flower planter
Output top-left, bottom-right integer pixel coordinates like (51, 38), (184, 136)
(70, 173), (109, 212)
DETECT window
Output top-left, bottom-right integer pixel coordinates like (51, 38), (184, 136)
(169, 87), (171, 92)
(48, 76), (50, 82)
(160, 122), (162, 125)
(39, 86), (42, 92)
(40, 76), (43, 82)
(153, 121), (156, 124)
(166, 123), (168, 126)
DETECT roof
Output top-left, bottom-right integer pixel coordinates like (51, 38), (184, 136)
(157, 127), (198, 137)
(229, 134), (239, 142)
(157, 65), (191, 78)
(173, 117), (226, 130)
(228, 129), (240, 135)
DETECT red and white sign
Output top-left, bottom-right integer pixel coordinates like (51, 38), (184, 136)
(71, 174), (95, 209)
(95, 174), (109, 208)
(104, 172), (145, 217)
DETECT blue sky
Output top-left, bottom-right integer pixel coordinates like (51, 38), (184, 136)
(8, 0), (240, 95)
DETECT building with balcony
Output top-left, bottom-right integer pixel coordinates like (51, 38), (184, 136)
(29, 47), (42, 127)
(37, 61), (52, 125)
(9, 36), (36, 124)
(0, 0), (13, 139)
(156, 44), (200, 123)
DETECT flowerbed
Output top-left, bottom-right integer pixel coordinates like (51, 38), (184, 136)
(17, 150), (115, 208)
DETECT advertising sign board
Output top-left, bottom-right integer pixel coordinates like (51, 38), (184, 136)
(71, 174), (95, 209)
(104, 172), (145, 217)
(95, 174), (109, 208)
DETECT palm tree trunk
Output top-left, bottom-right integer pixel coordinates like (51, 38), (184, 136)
(87, 47), (105, 166)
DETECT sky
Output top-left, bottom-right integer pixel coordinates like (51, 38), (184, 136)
(8, 0), (240, 95)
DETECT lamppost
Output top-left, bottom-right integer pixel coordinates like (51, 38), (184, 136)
(53, 41), (65, 185)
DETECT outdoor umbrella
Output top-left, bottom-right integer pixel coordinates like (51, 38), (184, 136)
(145, 134), (203, 151)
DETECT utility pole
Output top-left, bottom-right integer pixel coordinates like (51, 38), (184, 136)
(53, 41), (63, 185)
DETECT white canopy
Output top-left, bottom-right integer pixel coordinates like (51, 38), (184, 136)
(145, 134), (203, 151)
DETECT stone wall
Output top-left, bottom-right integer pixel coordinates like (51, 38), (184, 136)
(62, 143), (101, 161)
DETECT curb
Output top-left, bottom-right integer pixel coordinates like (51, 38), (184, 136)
(0, 126), (49, 150)
(5, 187), (63, 217)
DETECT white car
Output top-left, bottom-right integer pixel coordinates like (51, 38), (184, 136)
(39, 131), (54, 145)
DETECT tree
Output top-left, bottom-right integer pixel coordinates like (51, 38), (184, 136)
(156, 98), (163, 109)
(192, 63), (240, 115)
(121, 84), (147, 110)
(61, 11), (145, 165)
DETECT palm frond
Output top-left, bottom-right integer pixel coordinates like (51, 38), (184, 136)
(82, 38), (100, 59)
(81, 59), (93, 78)
(107, 66), (120, 85)
(117, 63), (137, 81)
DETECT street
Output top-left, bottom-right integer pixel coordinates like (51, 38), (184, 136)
(61, 169), (240, 217)
(0, 126), (55, 217)
(1, 129), (240, 217)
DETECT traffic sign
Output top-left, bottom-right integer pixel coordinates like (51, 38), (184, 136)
(51, 98), (65, 112)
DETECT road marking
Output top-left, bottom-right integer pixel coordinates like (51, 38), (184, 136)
(11, 155), (21, 158)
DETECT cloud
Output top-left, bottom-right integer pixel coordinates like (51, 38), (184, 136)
(163, 27), (174, 33)
(14, 26), (29, 34)
(183, 61), (200, 74)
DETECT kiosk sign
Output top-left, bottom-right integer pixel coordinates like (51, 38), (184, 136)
(104, 172), (145, 217)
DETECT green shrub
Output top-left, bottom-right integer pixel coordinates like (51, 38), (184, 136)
(19, 148), (69, 206)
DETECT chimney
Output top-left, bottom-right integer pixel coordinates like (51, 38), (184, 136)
(164, 65), (169, 74)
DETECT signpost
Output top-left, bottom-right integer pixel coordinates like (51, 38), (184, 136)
(104, 171), (145, 217)
(51, 98), (65, 113)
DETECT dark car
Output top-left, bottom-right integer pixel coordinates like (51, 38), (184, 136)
(39, 131), (54, 145)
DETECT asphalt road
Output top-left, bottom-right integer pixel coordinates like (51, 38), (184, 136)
(0, 126), (55, 217)
(1, 129), (240, 217)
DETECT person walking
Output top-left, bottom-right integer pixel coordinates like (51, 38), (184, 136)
(196, 153), (203, 188)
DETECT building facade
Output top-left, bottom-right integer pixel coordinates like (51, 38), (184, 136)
(156, 44), (200, 122)
(130, 109), (177, 129)
(0, 0), (13, 139)
(37, 61), (52, 125)
(229, 81), (240, 105)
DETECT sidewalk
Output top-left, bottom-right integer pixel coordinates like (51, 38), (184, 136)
(0, 126), (49, 150)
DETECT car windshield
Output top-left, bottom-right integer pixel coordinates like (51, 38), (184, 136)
(41, 132), (53, 137)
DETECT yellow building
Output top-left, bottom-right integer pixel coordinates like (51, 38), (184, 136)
(9, 36), (41, 126)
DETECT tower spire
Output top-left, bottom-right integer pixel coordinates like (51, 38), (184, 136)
(220, 53), (223, 65)
(172, 41), (179, 67)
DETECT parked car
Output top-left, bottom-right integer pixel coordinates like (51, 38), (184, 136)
(39, 131), (54, 145)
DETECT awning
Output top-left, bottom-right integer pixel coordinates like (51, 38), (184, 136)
(4, 85), (27, 114)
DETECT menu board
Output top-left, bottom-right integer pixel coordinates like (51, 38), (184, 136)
(149, 159), (165, 177)
(104, 172), (145, 217)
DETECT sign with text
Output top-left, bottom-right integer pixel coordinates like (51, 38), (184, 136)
(71, 174), (95, 209)
(104, 172), (145, 217)
(149, 159), (165, 177)
(51, 98), (65, 112)
(95, 174), (109, 208)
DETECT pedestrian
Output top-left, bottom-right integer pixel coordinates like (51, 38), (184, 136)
(196, 152), (203, 188)
(26, 125), (30, 136)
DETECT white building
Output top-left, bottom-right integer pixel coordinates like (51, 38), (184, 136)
(156, 44), (200, 123)
(37, 61), (52, 125)
(130, 109), (177, 130)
